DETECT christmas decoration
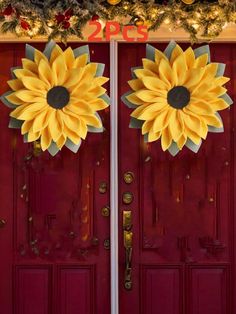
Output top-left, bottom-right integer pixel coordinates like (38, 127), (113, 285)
(0, 1), (233, 42)
(122, 42), (233, 156)
(1, 41), (110, 156)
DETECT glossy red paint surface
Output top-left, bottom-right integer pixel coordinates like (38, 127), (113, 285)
(0, 43), (110, 314)
(118, 43), (236, 314)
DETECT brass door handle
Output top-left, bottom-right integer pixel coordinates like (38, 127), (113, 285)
(123, 211), (133, 290)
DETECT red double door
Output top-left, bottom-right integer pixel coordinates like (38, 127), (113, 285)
(0, 42), (235, 314)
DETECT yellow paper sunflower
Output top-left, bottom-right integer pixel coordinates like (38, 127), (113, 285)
(1, 41), (110, 156)
(122, 42), (233, 156)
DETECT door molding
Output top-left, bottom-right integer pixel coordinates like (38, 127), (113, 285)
(110, 40), (119, 314)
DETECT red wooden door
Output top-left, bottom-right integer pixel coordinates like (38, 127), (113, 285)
(118, 43), (236, 314)
(0, 42), (110, 314)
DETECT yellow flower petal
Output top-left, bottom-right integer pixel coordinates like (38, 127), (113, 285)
(50, 45), (63, 65)
(201, 114), (223, 128)
(155, 49), (168, 65)
(170, 44), (184, 65)
(11, 102), (47, 120)
(63, 47), (75, 69)
(73, 54), (88, 69)
(128, 79), (145, 91)
(213, 76), (230, 86)
(21, 120), (33, 135)
(135, 90), (167, 103)
(14, 69), (36, 79)
(172, 54), (187, 84)
(93, 76), (109, 86)
(177, 134), (187, 150)
(159, 58), (175, 87)
(78, 119), (88, 139)
(168, 110), (183, 142)
(65, 100), (94, 115)
(52, 54), (67, 85)
(21, 77), (48, 92)
(63, 69), (83, 89)
(38, 59), (54, 87)
(193, 54), (208, 68)
(22, 58), (38, 74)
(126, 93), (144, 105)
(41, 127), (52, 151)
(142, 76), (169, 93)
(64, 125), (81, 145)
(184, 47), (195, 69)
(148, 130), (161, 142)
(142, 58), (159, 74)
(14, 90), (45, 102)
(185, 127), (201, 145)
(80, 114), (102, 129)
(27, 130), (40, 142)
(152, 108), (173, 132)
(87, 86), (107, 98)
(209, 98), (229, 111)
(142, 120), (153, 134)
(34, 49), (48, 65)
(88, 98), (109, 111)
(131, 104), (149, 118)
(48, 110), (63, 142)
(32, 108), (53, 133)
(187, 99), (214, 115)
(134, 69), (156, 79)
(7, 79), (24, 91)
(161, 127), (172, 151)
(56, 134), (66, 150)
(135, 102), (168, 120)
(6, 92), (23, 105)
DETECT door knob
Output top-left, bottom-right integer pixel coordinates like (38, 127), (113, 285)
(0, 219), (6, 228)
(123, 211), (133, 290)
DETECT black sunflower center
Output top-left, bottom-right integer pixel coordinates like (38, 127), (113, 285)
(47, 86), (70, 109)
(167, 86), (190, 109)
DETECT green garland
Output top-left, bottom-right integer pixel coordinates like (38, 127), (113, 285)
(0, 0), (234, 42)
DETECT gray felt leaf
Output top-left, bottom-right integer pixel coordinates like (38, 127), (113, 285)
(168, 141), (180, 156)
(100, 93), (110, 105)
(216, 63), (226, 77)
(146, 44), (156, 62)
(48, 142), (60, 156)
(43, 40), (56, 60)
(131, 66), (143, 79)
(10, 66), (22, 79)
(129, 117), (144, 129)
(1, 91), (17, 109)
(194, 45), (211, 63)
(220, 93), (233, 106)
(121, 91), (138, 109)
(164, 41), (177, 60)
(25, 44), (35, 61)
(186, 138), (202, 153)
(9, 117), (23, 129)
(95, 63), (105, 77)
(65, 139), (82, 153)
(73, 45), (90, 63)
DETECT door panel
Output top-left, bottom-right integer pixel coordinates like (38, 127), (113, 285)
(0, 43), (110, 314)
(118, 43), (236, 314)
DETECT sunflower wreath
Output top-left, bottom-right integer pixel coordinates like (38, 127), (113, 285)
(1, 41), (110, 156)
(122, 41), (233, 156)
